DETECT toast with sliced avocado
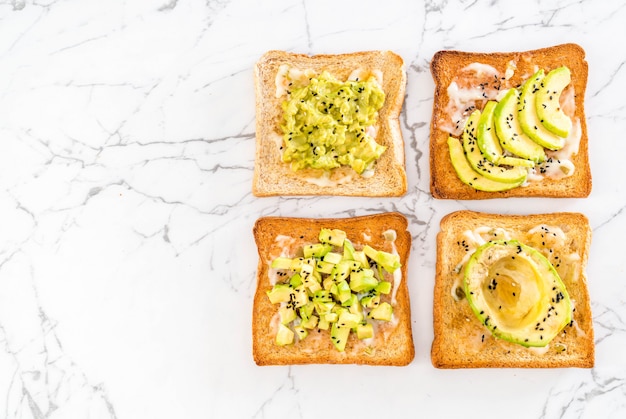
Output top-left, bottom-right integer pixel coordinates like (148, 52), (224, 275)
(252, 212), (414, 365)
(432, 210), (594, 368)
(253, 50), (407, 197)
(429, 43), (591, 199)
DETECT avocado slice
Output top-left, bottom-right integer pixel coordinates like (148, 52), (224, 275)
(447, 137), (525, 192)
(518, 70), (565, 150)
(494, 89), (546, 163)
(536, 66), (572, 138)
(462, 110), (527, 183)
(477, 101), (535, 167)
(464, 240), (572, 347)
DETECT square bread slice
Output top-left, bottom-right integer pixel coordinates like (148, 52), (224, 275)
(253, 50), (407, 197)
(252, 212), (414, 365)
(432, 210), (594, 368)
(429, 43), (591, 199)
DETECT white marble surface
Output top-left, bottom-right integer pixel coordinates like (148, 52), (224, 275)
(1, 0), (625, 418)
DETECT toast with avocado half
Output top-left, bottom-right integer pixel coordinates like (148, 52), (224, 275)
(432, 210), (594, 368)
(429, 43), (591, 199)
(252, 212), (414, 365)
(253, 50), (407, 197)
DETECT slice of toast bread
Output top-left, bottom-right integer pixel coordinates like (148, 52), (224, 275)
(253, 50), (407, 197)
(432, 210), (594, 368)
(253, 212), (414, 365)
(429, 43), (590, 199)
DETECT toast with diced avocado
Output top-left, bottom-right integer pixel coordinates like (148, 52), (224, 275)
(253, 50), (407, 197)
(252, 212), (414, 365)
(429, 43), (591, 199)
(432, 210), (594, 368)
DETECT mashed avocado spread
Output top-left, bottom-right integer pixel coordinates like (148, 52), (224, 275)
(280, 70), (386, 174)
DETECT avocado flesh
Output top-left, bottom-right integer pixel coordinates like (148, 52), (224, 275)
(478, 101), (535, 168)
(281, 71), (386, 174)
(267, 228), (400, 351)
(447, 137), (525, 192)
(464, 240), (572, 347)
(462, 110), (527, 183)
(494, 89), (546, 163)
(536, 66), (572, 138)
(518, 70), (565, 150)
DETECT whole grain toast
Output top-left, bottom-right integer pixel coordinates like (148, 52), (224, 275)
(432, 210), (594, 368)
(253, 50), (407, 197)
(252, 212), (414, 365)
(429, 43), (591, 199)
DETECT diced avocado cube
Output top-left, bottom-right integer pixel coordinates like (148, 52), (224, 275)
(369, 302), (393, 321)
(315, 301), (335, 315)
(294, 326), (308, 341)
(375, 281), (392, 295)
(356, 323), (374, 340)
(276, 324), (294, 346)
(322, 252), (343, 265)
(318, 316), (330, 330)
(293, 286), (309, 308)
(266, 284), (293, 304)
(363, 245), (379, 261)
(271, 257), (293, 270)
(338, 311), (361, 328)
(289, 274), (303, 288)
(290, 257), (304, 270)
(324, 312), (338, 323)
(343, 238), (356, 260)
(279, 306), (297, 324)
(316, 260), (335, 274)
(300, 261), (314, 278)
(307, 281), (322, 293)
(353, 251), (370, 268)
(319, 228), (347, 247)
(331, 322), (351, 351)
(341, 293), (358, 307)
(322, 277), (334, 291)
(360, 295), (379, 308)
(331, 261), (351, 282)
(312, 290), (333, 303)
(348, 298), (363, 316)
(303, 243), (332, 258)
(299, 302), (315, 320)
(301, 314), (319, 329)
(376, 250), (401, 273)
(336, 280), (352, 304)
(349, 270), (378, 293)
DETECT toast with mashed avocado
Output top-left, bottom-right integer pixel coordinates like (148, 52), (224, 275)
(432, 210), (594, 368)
(253, 50), (407, 197)
(429, 43), (591, 199)
(252, 212), (414, 365)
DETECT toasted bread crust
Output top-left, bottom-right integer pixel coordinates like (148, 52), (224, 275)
(432, 210), (594, 368)
(252, 212), (414, 365)
(253, 50), (407, 197)
(429, 43), (591, 199)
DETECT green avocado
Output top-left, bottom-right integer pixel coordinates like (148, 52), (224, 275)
(464, 240), (572, 347)
(281, 71), (386, 174)
(462, 110), (527, 184)
(518, 70), (565, 150)
(494, 89), (546, 163)
(267, 227), (401, 351)
(536, 66), (572, 138)
(477, 101), (534, 168)
(447, 136), (525, 192)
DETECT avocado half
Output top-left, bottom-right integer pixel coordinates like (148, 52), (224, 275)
(464, 240), (572, 347)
